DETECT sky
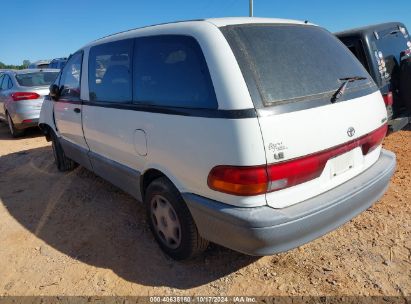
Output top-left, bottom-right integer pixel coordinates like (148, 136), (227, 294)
(1, 0), (410, 65)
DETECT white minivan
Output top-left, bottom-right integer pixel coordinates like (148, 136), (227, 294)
(39, 17), (396, 260)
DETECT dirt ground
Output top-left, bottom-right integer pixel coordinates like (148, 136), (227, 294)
(0, 121), (409, 297)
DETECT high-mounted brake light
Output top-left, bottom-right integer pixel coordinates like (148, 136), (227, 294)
(383, 92), (393, 106)
(11, 92), (40, 101)
(208, 124), (387, 196)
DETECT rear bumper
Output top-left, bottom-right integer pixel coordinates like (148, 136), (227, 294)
(11, 111), (40, 129)
(8, 100), (42, 128)
(388, 116), (410, 132)
(13, 118), (39, 129)
(183, 149), (396, 256)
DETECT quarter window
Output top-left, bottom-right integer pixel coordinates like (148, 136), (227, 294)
(88, 39), (133, 103)
(59, 52), (83, 99)
(133, 35), (217, 109)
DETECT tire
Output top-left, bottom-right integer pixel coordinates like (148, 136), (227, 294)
(50, 131), (77, 172)
(7, 113), (24, 138)
(145, 177), (209, 260)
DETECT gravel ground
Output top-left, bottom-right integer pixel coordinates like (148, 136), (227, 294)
(0, 122), (409, 297)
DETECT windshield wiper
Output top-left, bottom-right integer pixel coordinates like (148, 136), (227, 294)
(330, 76), (367, 103)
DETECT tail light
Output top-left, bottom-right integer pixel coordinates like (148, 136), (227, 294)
(383, 92), (393, 106)
(208, 124), (387, 196)
(207, 165), (268, 196)
(11, 92), (40, 101)
(403, 49), (411, 56)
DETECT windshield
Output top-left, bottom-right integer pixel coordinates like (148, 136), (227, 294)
(222, 24), (373, 106)
(15, 71), (59, 87)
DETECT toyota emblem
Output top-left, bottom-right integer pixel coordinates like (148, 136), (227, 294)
(347, 127), (355, 137)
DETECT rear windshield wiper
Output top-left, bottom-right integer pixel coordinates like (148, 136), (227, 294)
(330, 76), (367, 103)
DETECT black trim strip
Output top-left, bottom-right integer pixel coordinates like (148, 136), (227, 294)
(50, 84), (377, 119)
(81, 101), (257, 119)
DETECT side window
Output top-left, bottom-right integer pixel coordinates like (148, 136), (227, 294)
(88, 39), (133, 103)
(0, 75), (5, 90)
(348, 41), (370, 73)
(59, 52), (83, 99)
(133, 35), (217, 109)
(1, 75), (10, 90)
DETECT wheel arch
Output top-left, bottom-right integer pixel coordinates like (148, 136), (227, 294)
(140, 167), (185, 201)
(38, 98), (59, 141)
(140, 168), (167, 200)
(38, 123), (54, 141)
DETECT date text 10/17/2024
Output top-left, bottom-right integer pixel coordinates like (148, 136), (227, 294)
(149, 296), (257, 303)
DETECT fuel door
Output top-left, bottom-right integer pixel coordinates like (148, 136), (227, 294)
(133, 129), (147, 156)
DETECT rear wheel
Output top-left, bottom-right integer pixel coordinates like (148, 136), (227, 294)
(50, 131), (77, 171)
(7, 113), (24, 138)
(145, 177), (209, 260)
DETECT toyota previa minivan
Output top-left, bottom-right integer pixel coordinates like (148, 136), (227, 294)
(39, 18), (396, 260)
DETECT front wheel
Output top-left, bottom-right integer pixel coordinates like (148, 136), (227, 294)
(145, 177), (209, 260)
(7, 113), (24, 138)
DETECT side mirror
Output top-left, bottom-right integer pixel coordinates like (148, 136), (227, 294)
(49, 84), (60, 101)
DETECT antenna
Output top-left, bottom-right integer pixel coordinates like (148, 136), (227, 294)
(249, 0), (253, 17)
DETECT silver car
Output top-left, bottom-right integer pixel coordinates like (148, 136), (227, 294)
(0, 69), (59, 137)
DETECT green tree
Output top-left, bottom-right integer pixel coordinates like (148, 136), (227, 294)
(0, 61), (27, 70)
(22, 60), (30, 68)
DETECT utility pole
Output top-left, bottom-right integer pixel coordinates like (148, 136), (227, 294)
(249, 0), (253, 17)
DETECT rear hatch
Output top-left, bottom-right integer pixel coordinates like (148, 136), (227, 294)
(222, 23), (388, 208)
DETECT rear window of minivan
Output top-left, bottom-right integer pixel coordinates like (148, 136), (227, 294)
(222, 24), (374, 107)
